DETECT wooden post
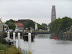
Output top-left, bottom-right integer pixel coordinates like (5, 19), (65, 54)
(18, 33), (20, 51)
(7, 31), (10, 40)
(13, 32), (15, 46)
(28, 33), (31, 54)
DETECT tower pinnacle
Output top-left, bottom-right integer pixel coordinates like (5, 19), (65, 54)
(51, 5), (56, 22)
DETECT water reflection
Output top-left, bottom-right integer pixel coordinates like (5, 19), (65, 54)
(16, 34), (72, 54)
(55, 40), (72, 45)
(35, 34), (51, 39)
(32, 34), (72, 54)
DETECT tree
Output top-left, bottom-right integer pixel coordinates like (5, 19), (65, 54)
(61, 17), (72, 32)
(5, 19), (16, 30)
(42, 23), (47, 27)
(49, 17), (72, 34)
(26, 20), (35, 30)
(8, 23), (16, 30)
(5, 19), (16, 24)
(49, 18), (62, 34)
(38, 24), (47, 30)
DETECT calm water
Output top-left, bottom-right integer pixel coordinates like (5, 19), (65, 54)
(16, 34), (72, 54)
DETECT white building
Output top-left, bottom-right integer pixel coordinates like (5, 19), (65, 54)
(0, 19), (3, 31)
(35, 23), (38, 30)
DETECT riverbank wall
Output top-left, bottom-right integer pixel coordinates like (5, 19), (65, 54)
(50, 32), (72, 41)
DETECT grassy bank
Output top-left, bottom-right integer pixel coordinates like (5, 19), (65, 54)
(0, 44), (22, 54)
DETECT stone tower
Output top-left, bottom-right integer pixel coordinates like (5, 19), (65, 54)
(51, 5), (56, 22)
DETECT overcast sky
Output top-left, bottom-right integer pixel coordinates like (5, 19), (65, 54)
(0, 0), (72, 24)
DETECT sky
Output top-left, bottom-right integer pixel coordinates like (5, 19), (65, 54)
(0, 0), (72, 24)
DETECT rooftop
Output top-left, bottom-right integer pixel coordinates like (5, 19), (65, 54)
(16, 23), (24, 26)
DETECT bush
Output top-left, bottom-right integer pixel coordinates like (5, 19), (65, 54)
(0, 44), (22, 54)
(0, 44), (8, 51)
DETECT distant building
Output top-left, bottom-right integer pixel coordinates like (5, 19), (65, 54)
(0, 19), (8, 31)
(67, 26), (72, 32)
(15, 23), (24, 30)
(70, 26), (72, 32)
(51, 5), (56, 22)
(35, 23), (38, 30)
(16, 19), (31, 29)
(3, 23), (8, 31)
(0, 19), (3, 31)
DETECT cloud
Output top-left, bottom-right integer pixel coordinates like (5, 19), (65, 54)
(0, 0), (72, 24)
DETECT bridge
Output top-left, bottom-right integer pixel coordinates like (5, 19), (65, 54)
(32, 31), (50, 34)
(23, 31), (50, 42)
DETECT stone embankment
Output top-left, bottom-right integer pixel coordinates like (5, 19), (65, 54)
(50, 32), (72, 40)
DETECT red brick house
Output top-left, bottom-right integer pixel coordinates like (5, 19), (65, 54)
(15, 23), (24, 30)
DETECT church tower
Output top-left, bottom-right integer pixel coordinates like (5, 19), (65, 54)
(51, 5), (56, 22)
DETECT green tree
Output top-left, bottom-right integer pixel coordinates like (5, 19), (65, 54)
(42, 23), (47, 27)
(5, 19), (16, 30)
(61, 17), (72, 32)
(8, 23), (16, 30)
(49, 17), (72, 34)
(38, 24), (47, 30)
(26, 20), (35, 30)
(49, 18), (62, 34)
(5, 19), (16, 24)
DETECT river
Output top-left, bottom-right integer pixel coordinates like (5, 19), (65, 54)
(16, 34), (72, 54)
